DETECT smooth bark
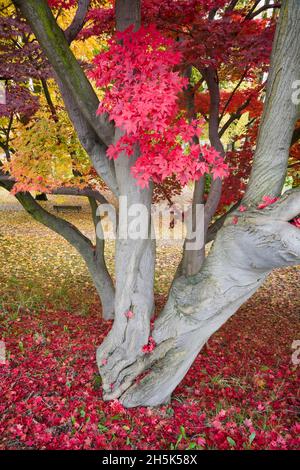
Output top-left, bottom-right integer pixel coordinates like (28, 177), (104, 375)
(95, 2), (156, 397)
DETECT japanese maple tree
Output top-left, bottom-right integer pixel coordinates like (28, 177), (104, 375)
(0, 0), (299, 407)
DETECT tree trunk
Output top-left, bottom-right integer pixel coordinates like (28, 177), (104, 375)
(95, 0), (156, 397)
(97, 0), (300, 406)
(96, 133), (156, 397)
(98, 188), (300, 406)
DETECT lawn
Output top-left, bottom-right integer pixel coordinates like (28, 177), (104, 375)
(0, 194), (299, 450)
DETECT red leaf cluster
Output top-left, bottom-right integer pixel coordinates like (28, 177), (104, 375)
(90, 26), (228, 188)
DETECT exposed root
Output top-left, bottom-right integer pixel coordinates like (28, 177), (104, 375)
(102, 338), (176, 400)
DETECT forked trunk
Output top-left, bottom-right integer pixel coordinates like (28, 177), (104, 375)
(97, 0), (300, 407)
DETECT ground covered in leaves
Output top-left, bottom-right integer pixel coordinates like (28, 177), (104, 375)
(0, 193), (299, 450)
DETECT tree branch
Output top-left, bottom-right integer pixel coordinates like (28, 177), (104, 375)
(206, 201), (240, 242)
(41, 78), (58, 122)
(55, 75), (118, 195)
(246, 3), (281, 20)
(219, 96), (252, 138)
(219, 69), (249, 122)
(201, 67), (224, 226)
(51, 187), (110, 206)
(1, 183), (94, 254)
(64, 0), (90, 44)
(291, 126), (300, 145)
(243, 0), (300, 205)
(244, 0), (262, 20)
(180, 67), (225, 276)
(0, 171), (111, 206)
(0, 179), (115, 318)
(225, 0), (240, 13)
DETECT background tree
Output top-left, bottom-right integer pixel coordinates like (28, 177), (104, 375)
(0, 0), (299, 407)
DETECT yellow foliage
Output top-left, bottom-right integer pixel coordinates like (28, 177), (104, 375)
(8, 108), (92, 190)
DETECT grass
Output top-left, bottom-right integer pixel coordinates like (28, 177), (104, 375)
(0, 191), (299, 450)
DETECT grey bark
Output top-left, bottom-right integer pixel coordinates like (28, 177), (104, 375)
(95, 2), (156, 397)
(96, 159), (156, 397)
(182, 67), (225, 276)
(118, 188), (300, 407)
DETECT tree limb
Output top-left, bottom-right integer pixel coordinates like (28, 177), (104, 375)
(64, 0), (90, 44)
(225, 0), (240, 13)
(219, 69), (249, 122)
(219, 96), (252, 138)
(201, 67), (224, 227)
(51, 186), (110, 206)
(291, 126), (300, 145)
(246, 3), (281, 20)
(41, 78), (58, 122)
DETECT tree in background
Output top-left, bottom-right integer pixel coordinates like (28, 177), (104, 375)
(0, 0), (299, 407)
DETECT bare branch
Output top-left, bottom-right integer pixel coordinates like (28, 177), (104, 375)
(201, 67), (224, 226)
(246, 3), (281, 20)
(244, 0), (262, 19)
(51, 187), (109, 206)
(41, 78), (58, 122)
(219, 70), (249, 122)
(219, 97), (252, 138)
(206, 201), (240, 242)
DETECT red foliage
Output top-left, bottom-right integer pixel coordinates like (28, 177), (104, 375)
(1, 1), (281, 208)
(0, 295), (299, 450)
(90, 25), (228, 187)
(47, 0), (76, 9)
(257, 195), (279, 210)
(142, 336), (156, 354)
